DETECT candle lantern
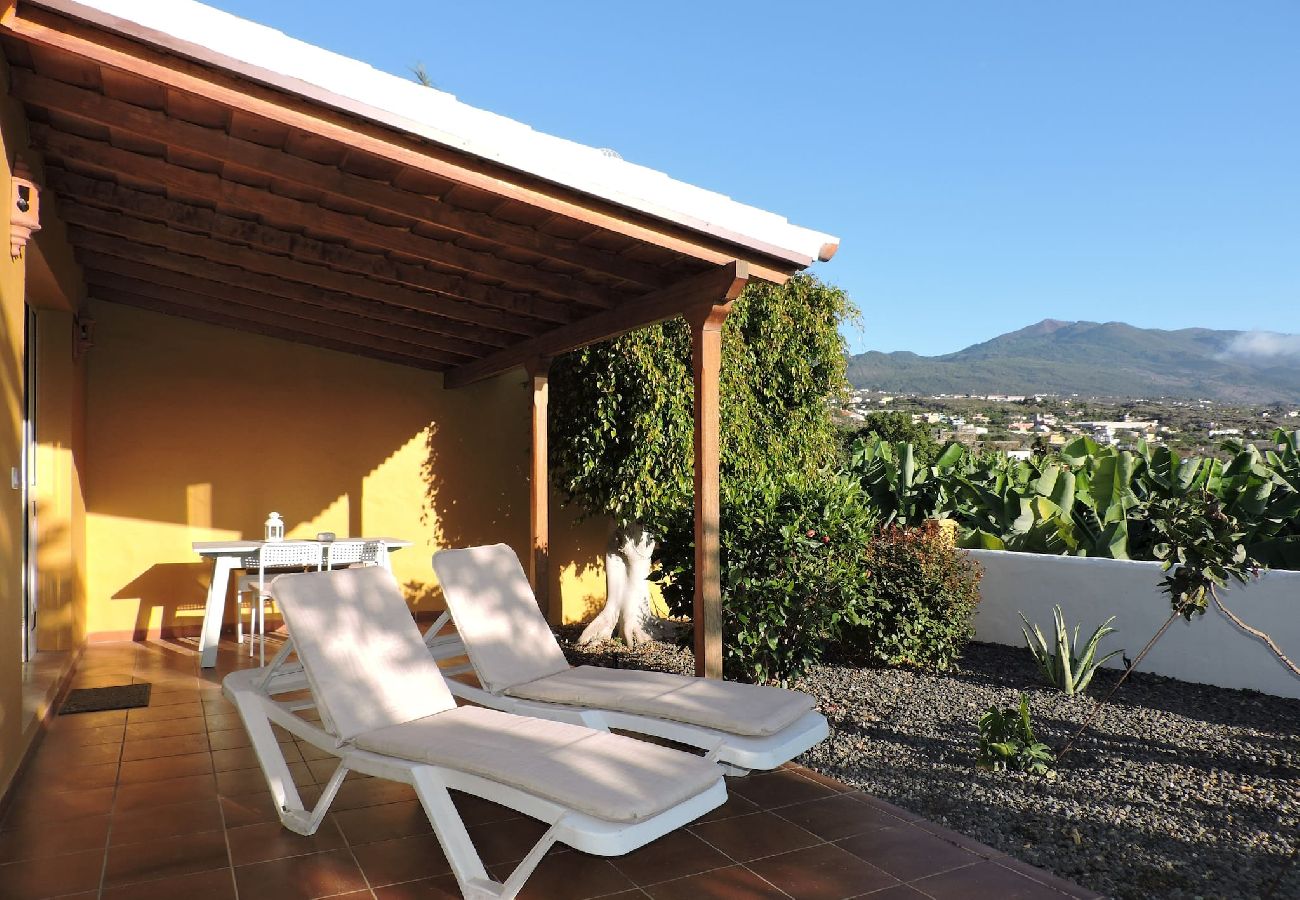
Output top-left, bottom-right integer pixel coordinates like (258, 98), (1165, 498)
(264, 512), (285, 542)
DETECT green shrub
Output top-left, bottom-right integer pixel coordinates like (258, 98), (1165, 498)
(1021, 605), (1122, 696)
(840, 520), (982, 670)
(655, 469), (877, 686)
(976, 695), (1056, 777)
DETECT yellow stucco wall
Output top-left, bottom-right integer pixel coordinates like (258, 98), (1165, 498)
(0, 70), (28, 806)
(82, 301), (606, 639)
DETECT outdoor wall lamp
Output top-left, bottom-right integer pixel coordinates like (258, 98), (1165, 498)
(10, 157), (41, 259)
(74, 312), (96, 359)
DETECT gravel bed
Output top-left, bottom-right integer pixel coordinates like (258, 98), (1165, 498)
(557, 627), (1299, 900)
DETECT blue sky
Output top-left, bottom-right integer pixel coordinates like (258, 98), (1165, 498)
(203, 0), (1298, 357)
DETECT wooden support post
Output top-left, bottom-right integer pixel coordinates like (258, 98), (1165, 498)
(688, 305), (730, 679)
(526, 358), (552, 619)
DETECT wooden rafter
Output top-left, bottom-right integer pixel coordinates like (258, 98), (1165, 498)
(29, 124), (619, 308)
(58, 201), (547, 338)
(95, 288), (446, 372)
(85, 275), (465, 365)
(80, 264), (486, 360)
(444, 262), (750, 388)
(2, 4), (807, 282)
(45, 167), (575, 327)
(74, 249), (508, 350)
(9, 69), (678, 290)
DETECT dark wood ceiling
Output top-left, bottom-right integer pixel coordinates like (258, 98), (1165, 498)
(2, 4), (810, 383)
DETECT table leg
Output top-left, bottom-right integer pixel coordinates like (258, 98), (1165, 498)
(199, 556), (237, 668)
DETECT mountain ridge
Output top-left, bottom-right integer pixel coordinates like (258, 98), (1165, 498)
(846, 320), (1300, 403)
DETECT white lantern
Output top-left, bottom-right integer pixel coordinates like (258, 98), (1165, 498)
(264, 512), (285, 542)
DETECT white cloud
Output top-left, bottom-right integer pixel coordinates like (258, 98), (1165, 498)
(1222, 331), (1300, 362)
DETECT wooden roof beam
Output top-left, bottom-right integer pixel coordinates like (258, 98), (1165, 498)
(2, 4), (802, 283)
(86, 276), (465, 366)
(10, 69), (676, 290)
(93, 288), (448, 372)
(45, 166), (574, 328)
(80, 261), (490, 360)
(58, 200), (549, 339)
(444, 261), (749, 389)
(30, 124), (618, 308)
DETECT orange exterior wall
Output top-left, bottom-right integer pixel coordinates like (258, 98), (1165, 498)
(82, 301), (606, 640)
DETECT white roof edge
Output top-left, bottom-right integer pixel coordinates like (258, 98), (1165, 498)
(30, 0), (839, 268)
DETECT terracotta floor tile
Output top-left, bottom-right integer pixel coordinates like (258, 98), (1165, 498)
(39, 723), (125, 748)
(729, 769), (838, 810)
(465, 815), (553, 867)
(2, 786), (116, 827)
(295, 741), (337, 761)
(331, 775), (418, 811)
(450, 791), (521, 827)
(351, 832), (453, 886)
(110, 798), (225, 846)
(748, 843), (899, 899)
(204, 712), (245, 732)
(910, 860), (1065, 899)
(782, 765), (853, 794)
(0, 813), (111, 863)
(858, 886), (930, 899)
(690, 810), (820, 863)
(488, 849), (638, 900)
(773, 793), (906, 842)
(125, 717), (208, 741)
(234, 849), (369, 900)
(100, 867), (236, 900)
(836, 826), (979, 882)
(212, 743), (302, 773)
(993, 858), (1107, 900)
(114, 772), (218, 811)
(905, 820), (1006, 860)
(146, 690), (204, 708)
(692, 790), (761, 824)
(55, 709), (129, 729)
(121, 732), (211, 761)
(333, 799), (434, 845)
(17, 760), (121, 792)
(103, 827), (230, 888)
(207, 728), (252, 751)
(305, 757), (347, 783)
(30, 740), (123, 769)
(372, 873), (467, 899)
(644, 864), (788, 899)
(610, 828), (732, 887)
(118, 751), (214, 784)
(128, 701), (205, 723)
(0, 847), (105, 899)
(227, 819), (347, 866)
(215, 762), (310, 797)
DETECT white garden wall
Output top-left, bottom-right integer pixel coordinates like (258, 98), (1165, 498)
(967, 550), (1300, 700)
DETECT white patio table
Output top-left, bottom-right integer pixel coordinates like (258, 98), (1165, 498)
(191, 537), (412, 668)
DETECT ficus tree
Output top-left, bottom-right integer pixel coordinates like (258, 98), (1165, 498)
(548, 274), (853, 645)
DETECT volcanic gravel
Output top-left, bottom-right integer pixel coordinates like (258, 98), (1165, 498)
(557, 628), (1300, 900)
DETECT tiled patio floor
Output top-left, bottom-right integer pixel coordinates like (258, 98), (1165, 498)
(0, 641), (1102, 900)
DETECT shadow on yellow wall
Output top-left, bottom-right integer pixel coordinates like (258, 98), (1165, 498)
(85, 301), (609, 639)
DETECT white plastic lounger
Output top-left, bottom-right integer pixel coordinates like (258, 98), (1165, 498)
(222, 566), (725, 900)
(428, 544), (829, 773)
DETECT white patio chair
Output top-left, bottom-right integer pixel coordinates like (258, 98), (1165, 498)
(323, 538), (387, 571)
(428, 544), (830, 773)
(222, 567), (725, 900)
(235, 541), (324, 662)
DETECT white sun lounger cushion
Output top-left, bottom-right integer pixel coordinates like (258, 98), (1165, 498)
(432, 543), (571, 692)
(353, 704), (720, 823)
(272, 567), (458, 742)
(505, 666), (817, 737)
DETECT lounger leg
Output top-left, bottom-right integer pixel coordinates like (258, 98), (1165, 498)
(410, 767), (562, 900)
(230, 689), (320, 835)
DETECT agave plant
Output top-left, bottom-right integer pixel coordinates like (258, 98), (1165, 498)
(1020, 605), (1123, 695)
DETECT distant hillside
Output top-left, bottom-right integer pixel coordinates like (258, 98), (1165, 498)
(846, 320), (1300, 403)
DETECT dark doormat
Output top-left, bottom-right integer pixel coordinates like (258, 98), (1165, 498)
(60, 683), (152, 715)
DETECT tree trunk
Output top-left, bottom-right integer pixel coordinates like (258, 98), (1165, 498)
(577, 522), (663, 646)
